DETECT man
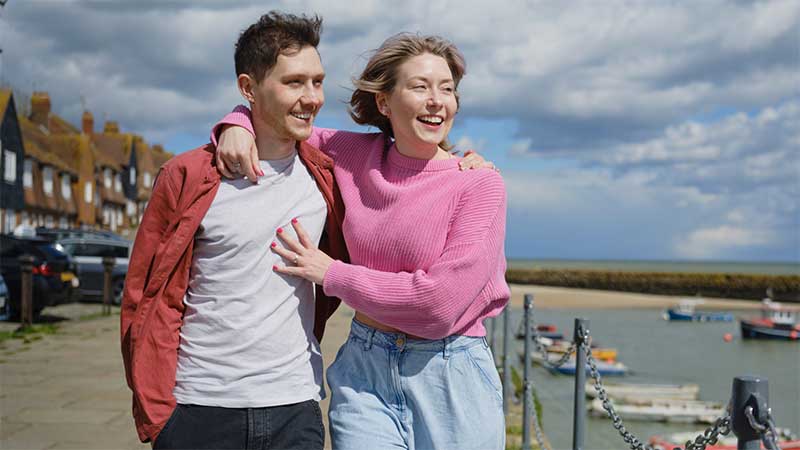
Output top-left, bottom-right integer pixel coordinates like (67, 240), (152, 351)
(120, 12), (347, 449)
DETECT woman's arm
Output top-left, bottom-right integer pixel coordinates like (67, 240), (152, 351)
(273, 173), (508, 339)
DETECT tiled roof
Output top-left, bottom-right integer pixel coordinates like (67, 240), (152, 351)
(0, 89), (11, 118)
(18, 116), (74, 173)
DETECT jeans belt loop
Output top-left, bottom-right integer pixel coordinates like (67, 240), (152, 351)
(362, 327), (375, 351)
(442, 336), (451, 360)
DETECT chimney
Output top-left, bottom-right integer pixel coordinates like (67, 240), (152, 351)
(103, 121), (120, 134)
(30, 91), (51, 127)
(82, 110), (94, 135)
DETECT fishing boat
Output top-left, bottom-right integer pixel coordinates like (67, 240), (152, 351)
(740, 301), (800, 341)
(663, 300), (734, 322)
(584, 382), (699, 402)
(547, 339), (618, 361)
(515, 323), (564, 340)
(649, 428), (800, 449)
(529, 353), (629, 376)
(589, 398), (725, 424)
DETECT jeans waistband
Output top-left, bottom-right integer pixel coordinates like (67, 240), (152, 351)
(348, 318), (486, 357)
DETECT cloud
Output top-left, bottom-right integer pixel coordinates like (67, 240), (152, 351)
(674, 225), (773, 259)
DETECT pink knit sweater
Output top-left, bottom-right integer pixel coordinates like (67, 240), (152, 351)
(213, 107), (510, 339)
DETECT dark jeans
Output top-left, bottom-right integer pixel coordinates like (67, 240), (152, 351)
(153, 400), (324, 450)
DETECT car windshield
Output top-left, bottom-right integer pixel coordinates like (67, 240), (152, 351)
(61, 243), (129, 258)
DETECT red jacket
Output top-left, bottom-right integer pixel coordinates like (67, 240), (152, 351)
(120, 142), (348, 443)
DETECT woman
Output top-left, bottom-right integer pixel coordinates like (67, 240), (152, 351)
(215, 33), (509, 450)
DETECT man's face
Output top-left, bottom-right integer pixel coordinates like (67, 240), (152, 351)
(250, 46), (325, 142)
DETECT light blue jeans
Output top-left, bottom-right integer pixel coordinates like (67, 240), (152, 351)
(327, 319), (505, 450)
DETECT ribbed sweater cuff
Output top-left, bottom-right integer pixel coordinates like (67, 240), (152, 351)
(209, 105), (254, 146)
(322, 260), (351, 299)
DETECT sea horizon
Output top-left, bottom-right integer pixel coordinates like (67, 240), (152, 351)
(507, 258), (800, 276)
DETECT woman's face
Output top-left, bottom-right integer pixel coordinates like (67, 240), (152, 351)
(378, 53), (458, 153)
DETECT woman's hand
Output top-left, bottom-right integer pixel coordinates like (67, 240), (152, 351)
(271, 218), (334, 285)
(459, 150), (499, 172)
(216, 125), (261, 181)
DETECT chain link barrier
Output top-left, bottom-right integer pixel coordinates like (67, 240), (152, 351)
(517, 317), (786, 450)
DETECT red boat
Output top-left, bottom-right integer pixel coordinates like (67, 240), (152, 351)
(649, 432), (800, 449)
(740, 301), (800, 341)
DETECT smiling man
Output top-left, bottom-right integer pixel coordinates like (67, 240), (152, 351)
(120, 12), (347, 450)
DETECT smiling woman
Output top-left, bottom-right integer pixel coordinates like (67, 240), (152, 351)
(213, 32), (509, 450)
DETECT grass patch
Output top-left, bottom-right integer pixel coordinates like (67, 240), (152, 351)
(0, 323), (60, 343)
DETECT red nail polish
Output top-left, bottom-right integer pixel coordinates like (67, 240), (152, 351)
(272, 265), (278, 271)
(270, 242), (276, 248)
(291, 217), (298, 224)
(277, 228), (283, 233)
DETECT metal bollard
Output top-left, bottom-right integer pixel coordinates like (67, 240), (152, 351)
(18, 254), (35, 329)
(731, 375), (769, 450)
(102, 256), (115, 316)
(572, 318), (589, 450)
(502, 305), (512, 416)
(522, 294), (534, 450)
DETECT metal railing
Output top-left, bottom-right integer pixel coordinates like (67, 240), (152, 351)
(486, 293), (788, 450)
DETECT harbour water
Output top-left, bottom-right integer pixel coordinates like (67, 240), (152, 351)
(507, 259), (800, 276)
(492, 307), (800, 449)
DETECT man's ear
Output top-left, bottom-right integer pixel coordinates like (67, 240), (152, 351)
(237, 74), (257, 104)
(375, 92), (390, 117)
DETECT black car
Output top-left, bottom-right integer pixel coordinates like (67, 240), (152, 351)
(0, 234), (79, 319)
(56, 236), (130, 304)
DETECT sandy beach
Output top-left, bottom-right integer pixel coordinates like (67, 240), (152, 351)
(508, 284), (766, 311)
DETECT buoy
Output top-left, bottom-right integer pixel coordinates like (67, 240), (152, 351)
(723, 333), (733, 342)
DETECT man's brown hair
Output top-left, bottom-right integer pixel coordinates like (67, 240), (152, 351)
(235, 11), (322, 82)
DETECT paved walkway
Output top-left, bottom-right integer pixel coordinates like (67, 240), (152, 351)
(0, 302), (355, 450)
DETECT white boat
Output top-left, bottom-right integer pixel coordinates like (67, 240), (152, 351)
(589, 398), (725, 424)
(584, 382), (700, 402)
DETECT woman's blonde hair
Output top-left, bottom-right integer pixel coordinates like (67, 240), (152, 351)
(348, 33), (466, 150)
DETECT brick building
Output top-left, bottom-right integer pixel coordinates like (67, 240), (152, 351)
(0, 89), (173, 235)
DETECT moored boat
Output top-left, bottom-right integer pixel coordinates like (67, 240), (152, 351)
(515, 323), (564, 340)
(589, 398), (725, 424)
(531, 353), (628, 376)
(740, 301), (800, 341)
(663, 300), (734, 322)
(548, 340), (618, 361)
(584, 382), (699, 402)
(649, 429), (800, 449)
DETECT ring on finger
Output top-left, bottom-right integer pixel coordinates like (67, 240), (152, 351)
(293, 254), (299, 265)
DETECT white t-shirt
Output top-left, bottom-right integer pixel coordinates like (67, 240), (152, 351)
(174, 151), (327, 407)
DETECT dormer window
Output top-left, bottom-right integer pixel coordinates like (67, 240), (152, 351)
(3, 149), (16, 183)
(23, 159), (32, 188)
(84, 181), (92, 203)
(104, 168), (112, 189)
(143, 171), (152, 188)
(115, 173), (122, 193)
(130, 167), (137, 185)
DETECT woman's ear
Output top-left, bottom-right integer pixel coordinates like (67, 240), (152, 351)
(237, 74), (256, 104)
(375, 92), (390, 117)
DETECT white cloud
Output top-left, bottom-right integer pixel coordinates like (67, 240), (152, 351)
(674, 225), (773, 259)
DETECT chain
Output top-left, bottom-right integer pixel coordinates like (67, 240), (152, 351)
(745, 405), (782, 450)
(528, 322), (577, 369)
(527, 376), (550, 450)
(582, 330), (735, 450)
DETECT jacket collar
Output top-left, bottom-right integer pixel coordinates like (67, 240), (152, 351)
(297, 140), (333, 169)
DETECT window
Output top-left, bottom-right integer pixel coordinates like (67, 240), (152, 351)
(143, 171), (152, 187)
(126, 200), (136, 217)
(130, 167), (137, 185)
(3, 209), (17, 233)
(23, 159), (32, 188)
(61, 174), (71, 200)
(21, 211), (29, 226)
(84, 181), (92, 203)
(45, 215), (54, 228)
(43, 166), (54, 196)
(59, 217), (68, 228)
(104, 168), (112, 189)
(61, 243), (129, 258)
(116, 209), (123, 225)
(115, 173), (122, 192)
(4, 150), (16, 183)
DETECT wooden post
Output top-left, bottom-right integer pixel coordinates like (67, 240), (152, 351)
(18, 254), (35, 330)
(102, 256), (115, 315)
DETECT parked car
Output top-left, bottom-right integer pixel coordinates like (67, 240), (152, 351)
(0, 274), (9, 320)
(35, 227), (128, 242)
(56, 236), (130, 304)
(0, 233), (80, 319)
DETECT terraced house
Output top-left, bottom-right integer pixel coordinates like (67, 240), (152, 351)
(0, 89), (173, 236)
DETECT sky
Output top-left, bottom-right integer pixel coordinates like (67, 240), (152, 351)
(2, 0), (798, 263)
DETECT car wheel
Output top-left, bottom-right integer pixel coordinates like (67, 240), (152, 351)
(112, 278), (125, 306)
